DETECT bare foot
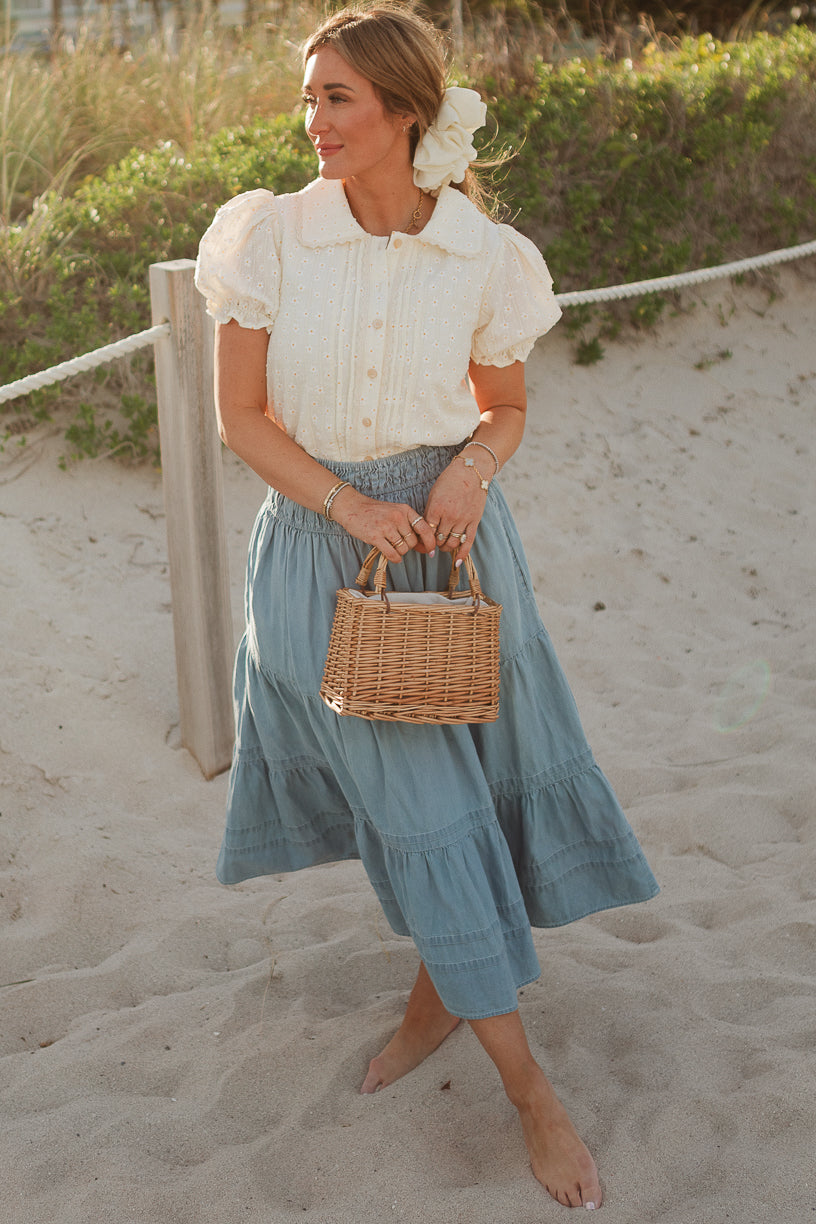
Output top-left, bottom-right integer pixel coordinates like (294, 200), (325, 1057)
(515, 1068), (602, 1209)
(361, 963), (461, 1093)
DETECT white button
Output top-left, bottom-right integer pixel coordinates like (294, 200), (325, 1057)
(367, 368), (377, 379)
(362, 417), (372, 427)
(372, 318), (383, 329)
(393, 238), (402, 249)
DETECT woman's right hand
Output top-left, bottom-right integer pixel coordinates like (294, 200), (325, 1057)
(330, 489), (437, 563)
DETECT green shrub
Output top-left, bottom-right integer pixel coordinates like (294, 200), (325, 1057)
(1, 117), (315, 460)
(485, 27), (816, 345)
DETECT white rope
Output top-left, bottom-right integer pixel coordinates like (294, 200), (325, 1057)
(555, 238), (816, 306)
(0, 322), (171, 406)
(1, 236), (814, 407)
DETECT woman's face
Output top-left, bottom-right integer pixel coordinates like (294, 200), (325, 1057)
(302, 47), (412, 184)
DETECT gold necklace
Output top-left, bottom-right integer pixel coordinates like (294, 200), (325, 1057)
(343, 184), (425, 235)
(405, 188), (425, 233)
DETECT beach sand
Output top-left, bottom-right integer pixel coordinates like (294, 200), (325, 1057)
(1, 268), (814, 1222)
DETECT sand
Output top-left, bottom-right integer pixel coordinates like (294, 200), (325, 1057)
(1, 268), (814, 1223)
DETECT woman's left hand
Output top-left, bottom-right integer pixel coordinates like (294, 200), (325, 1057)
(420, 456), (489, 565)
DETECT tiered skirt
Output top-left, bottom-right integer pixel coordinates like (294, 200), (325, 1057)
(218, 445), (659, 1019)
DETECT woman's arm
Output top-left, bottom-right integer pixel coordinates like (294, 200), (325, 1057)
(215, 320), (437, 562)
(423, 359), (528, 565)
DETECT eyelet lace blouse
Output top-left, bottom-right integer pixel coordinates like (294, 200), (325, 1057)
(195, 177), (561, 462)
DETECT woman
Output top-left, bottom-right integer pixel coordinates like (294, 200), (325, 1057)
(195, 3), (658, 1210)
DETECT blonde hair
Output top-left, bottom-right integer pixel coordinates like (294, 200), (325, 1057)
(302, 3), (495, 215)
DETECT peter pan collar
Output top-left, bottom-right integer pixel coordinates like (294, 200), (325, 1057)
(299, 177), (486, 258)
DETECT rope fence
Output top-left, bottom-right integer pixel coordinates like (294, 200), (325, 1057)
(1, 238), (814, 406)
(0, 322), (171, 406)
(555, 237), (816, 306)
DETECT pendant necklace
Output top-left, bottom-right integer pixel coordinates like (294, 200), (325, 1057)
(405, 188), (425, 233)
(344, 184), (425, 235)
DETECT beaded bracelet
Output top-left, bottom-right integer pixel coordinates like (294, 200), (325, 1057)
(463, 440), (500, 477)
(323, 480), (353, 520)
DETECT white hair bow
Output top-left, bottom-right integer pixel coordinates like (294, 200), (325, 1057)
(413, 86), (487, 196)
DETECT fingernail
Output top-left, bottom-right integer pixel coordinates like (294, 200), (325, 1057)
(585, 1203), (597, 1211)
(455, 558), (463, 568)
(429, 549), (435, 558)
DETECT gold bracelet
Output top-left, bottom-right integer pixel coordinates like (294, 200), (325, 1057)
(457, 453), (490, 491)
(323, 480), (352, 519)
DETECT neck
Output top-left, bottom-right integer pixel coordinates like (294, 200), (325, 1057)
(342, 174), (430, 237)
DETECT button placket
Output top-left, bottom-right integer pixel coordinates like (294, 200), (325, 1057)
(358, 242), (388, 455)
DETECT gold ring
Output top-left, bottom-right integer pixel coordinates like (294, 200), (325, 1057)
(410, 516), (423, 528)
(458, 532), (467, 543)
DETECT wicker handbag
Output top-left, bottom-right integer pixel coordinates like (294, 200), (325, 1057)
(320, 546), (502, 724)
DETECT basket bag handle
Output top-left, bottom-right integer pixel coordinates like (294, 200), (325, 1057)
(355, 547), (485, 606)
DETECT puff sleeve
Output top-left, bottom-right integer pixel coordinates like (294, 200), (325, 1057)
(194, 189), (280, 331)
(471, 225), (562, 367)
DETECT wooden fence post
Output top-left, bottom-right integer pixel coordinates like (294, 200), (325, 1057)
(150, 259), (234, 779)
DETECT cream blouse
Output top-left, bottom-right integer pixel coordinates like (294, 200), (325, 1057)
(195, 177), (561, 462)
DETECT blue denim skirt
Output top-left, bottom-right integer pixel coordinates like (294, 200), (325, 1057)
(219, 444), (659, 1019)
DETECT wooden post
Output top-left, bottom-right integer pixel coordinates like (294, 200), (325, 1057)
(150, 259), (234, 779)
